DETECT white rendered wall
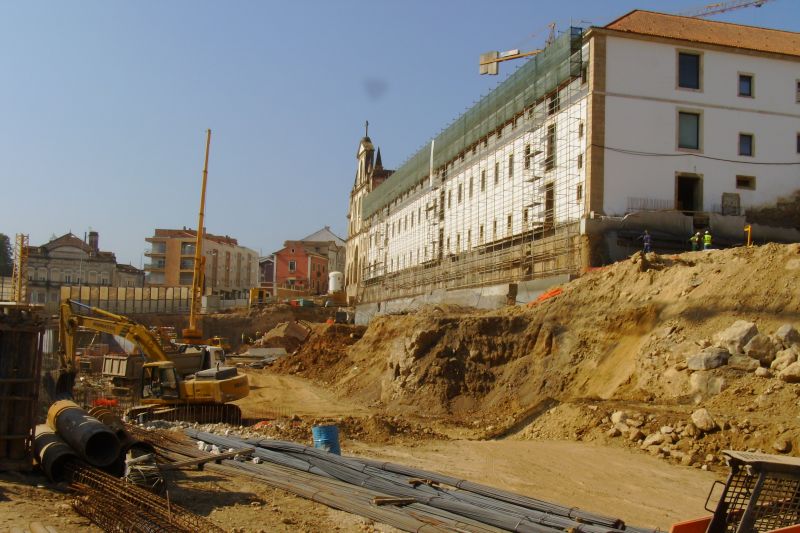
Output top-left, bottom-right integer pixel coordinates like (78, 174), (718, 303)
(363, 79), (588, 280)
(602, 35), (800, 216)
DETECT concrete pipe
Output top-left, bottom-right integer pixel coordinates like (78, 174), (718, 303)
(46, 400), (121, 468)
(33, 424), (78, 482)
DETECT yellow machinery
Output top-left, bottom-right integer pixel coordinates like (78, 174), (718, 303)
(182, 129), (211, 344)
(58, 299), (249, 421)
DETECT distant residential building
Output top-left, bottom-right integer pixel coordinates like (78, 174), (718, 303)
(258, 256), (275, 290)
(298, 226), (346, 275)
(25, 231), (144, 305)
(115, 263), (146, 288)
(273, 241), (329, 295)
(144, 228), (258, 299)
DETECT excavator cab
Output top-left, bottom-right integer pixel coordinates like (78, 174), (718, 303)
(140, 362), (181, 401)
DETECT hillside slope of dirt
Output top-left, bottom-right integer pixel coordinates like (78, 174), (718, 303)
(274, 243), (800, 463)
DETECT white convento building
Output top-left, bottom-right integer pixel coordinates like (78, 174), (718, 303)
(345, 10), (800, 313)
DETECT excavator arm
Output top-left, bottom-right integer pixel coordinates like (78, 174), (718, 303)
(58, 299), (170, 367)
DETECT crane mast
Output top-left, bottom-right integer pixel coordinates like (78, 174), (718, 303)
(183, 129), (211, 343)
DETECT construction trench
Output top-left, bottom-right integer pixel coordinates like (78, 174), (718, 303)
(2, 244), (800, 531)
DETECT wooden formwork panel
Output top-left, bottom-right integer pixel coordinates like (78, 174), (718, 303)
(0, 304), (44, 470)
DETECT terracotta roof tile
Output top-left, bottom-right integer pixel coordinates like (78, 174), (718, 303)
(605, 10), (800, 58)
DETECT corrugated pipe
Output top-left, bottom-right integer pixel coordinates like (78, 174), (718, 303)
(46, 400), (120, 467)
(33, 424), (78, 482)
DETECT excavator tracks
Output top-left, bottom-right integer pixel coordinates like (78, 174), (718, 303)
(128, 403), (243, 425)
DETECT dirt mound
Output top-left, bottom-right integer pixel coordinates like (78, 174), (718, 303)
(270, 243), (800, 462)
(271, 324), (366, 381)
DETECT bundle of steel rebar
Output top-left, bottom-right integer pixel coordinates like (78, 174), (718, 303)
(66, 462), (225, 533)
(130, 425), (502, 532)
(180, 429), (657, 533)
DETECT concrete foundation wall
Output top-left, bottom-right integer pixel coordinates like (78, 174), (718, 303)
(354, 274), (571, 325)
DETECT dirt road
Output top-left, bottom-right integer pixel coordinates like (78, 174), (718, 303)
(350, 439), (716, 530)
(235, 370), (373, 419)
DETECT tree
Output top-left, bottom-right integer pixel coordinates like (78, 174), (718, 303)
(0, 234), (12, 276)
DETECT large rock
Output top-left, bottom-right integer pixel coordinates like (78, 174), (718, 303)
(774, 324), (800, 349)
(687, 347), (729, 370)
(641, 432), (666, 449)
(771, 348), (798, 372)
(689, 372), (726, 397)
(727, 354), (760, 372)
(691, 408), (718, 432)
(744, 333), (777, 365)
(716, 321), (758, 354)
(778, 362), (800, 383)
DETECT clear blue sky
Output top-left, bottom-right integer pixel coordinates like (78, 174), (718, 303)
(2, 0), (798, 266)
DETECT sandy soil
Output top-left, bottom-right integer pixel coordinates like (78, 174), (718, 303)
(235, 371), (373, 419)
(348, 439), (717, 530)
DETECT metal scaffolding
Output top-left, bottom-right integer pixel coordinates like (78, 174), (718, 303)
(357, 29), (587, 304)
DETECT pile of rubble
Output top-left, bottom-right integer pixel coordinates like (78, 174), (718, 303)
(682, 320), (800, 380)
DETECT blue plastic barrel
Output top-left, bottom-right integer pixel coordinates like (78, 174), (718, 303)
(311, 425), (341, 455)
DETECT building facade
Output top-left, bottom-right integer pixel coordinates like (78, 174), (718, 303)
(345, 10), (800, 306)
(144, 228), (258, 299)
(273, 241), (329, 295)
(345, 137), (392, 301)
(25, 231), (144, 305)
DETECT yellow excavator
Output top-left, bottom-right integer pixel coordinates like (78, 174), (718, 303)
(57, 299), (249, 422)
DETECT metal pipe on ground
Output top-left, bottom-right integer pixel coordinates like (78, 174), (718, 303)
(46, 400), (120, 467)
(33, 424), (78, 482)
(186, 431), (630, 533)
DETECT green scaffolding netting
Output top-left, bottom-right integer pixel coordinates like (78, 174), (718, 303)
(362, 27), (583, 220)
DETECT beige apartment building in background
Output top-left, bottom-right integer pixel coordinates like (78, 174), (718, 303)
(144, 228), (258, 299)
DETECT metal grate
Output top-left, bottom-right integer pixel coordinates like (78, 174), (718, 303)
(719, 467), (800, 532)
(749, 475), (800, 531)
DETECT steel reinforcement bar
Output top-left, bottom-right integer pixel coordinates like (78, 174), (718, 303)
(66, 461), (224, 533)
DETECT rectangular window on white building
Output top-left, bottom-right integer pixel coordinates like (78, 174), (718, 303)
(545, 124), (556, 170)
(457, 183), (463, 204)
(506, 214), (512, 235)
(524, 144), (531, 169)
(508, 154), (514, 179)
(795, 80), (800, 103)
(678, 52), (701, 90)
(739, 133), (754, 156)
(469, 176), (473, 198)
(576, 184), (583, 202)
(738, 74), (753, 97)
(481, 170), (486, 191)
(547, 94), (560, 115)
(479, 225), (484, 243)
(494, 162), (500, 184)
(736, 175), (756, 190)
(678, 112), (701, 150)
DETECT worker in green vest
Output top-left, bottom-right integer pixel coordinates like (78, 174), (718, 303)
(703, 230), (712, 250)
(689, 232), (701, 252)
